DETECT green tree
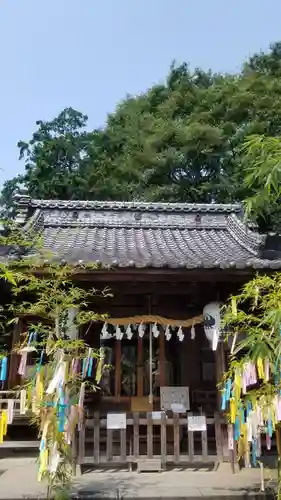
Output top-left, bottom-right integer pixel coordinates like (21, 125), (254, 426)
(241, 134), (281, 232)
(1, 108), (107, 214)
(4, 43), (281, 231)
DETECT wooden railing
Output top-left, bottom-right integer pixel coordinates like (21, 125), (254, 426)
(76, 411), (227, 469)
(0, 391), (20, 416)
(0, 391), (31, 424)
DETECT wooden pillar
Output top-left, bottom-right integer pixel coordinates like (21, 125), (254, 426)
(8, 318), (22, 389)
(115, 340), (121, 398)
(137, 336), (143, 397)
(215, 342), (226, 410)
(159, 328), (165, 387)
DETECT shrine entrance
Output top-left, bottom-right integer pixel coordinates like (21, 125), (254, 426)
(80, 312), (228, 470)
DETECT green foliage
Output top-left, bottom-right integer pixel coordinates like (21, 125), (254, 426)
(222, 274), (281, 492)
(241, 135), (281, 229)
(3, 43), (281, 231)
(223, 274), (281, 366)
(0, 227), (108, 498)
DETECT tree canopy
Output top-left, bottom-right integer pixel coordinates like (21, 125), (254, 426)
(3, 42), (281, 231)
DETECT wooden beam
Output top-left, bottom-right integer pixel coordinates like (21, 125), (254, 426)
(8, 318), (22, 389)
(215, 343), (226, 410)
(137, 336), (143, 397)
(73, 269), (256, 283)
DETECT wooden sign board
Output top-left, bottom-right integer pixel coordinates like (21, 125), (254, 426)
(187, 415), (207, 432)
(107, 413), (127, 430)
(160, 386), (190, 411)
(131, 397), (153, 412)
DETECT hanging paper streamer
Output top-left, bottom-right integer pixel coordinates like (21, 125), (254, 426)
(264, 359), (270, 382)
(221, 389), (227, 411)
(243, 363), (257, 388)
(0, 357), (7, 382)
(49, 441), (60, 474)
(46, 360), (66, 394)
(18, 351), (28, 376)
(126, 324), (133, 340)
(165, 325), (172, 341)
(177, 326), (184, 342)
(190, 322), (196, 340)
(7, 399), (14, 425)
(87, 356), (93, 377)
(96, 349), (104, 384)
(226, 379), (232, 401)
(222, 379), (232, 410)
(2, 411), (7, 436)
(257, 358), (264, 380)
(152, 323), (160, 339)
(138, 323), (145, 338)
(71, 358), (79, 377)
(101, 323), (110, 340)
(58, 385), (66, 433)
(212, 328), (219, 351)
(230, 333), (237, 355)
(78, 382), (85, 431)
(115, 325), (123, 340)
(20, 389), (27, 415)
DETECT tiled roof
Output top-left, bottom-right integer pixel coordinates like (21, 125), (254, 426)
(14, 196), (281, 270)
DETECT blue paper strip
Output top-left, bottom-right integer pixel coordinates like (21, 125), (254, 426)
(268, 418), (273, 438)
(252, 438), (257, 467)
(0, 357), (7, 381)
(226, 379), (232, 401)
(234, 416), (240, 441)
(221, 390), (226, 411)
(87, 357), (93, 377)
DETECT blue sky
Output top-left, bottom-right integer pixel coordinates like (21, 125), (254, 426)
(1, 0), (281, 187)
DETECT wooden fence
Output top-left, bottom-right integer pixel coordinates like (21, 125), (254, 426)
(76, 412), (227, 469)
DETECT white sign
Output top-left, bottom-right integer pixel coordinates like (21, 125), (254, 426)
(171, 403), (186, 414)
(151, 411), (164, 420)
(187, 415), (207, 432)
(160, 387), (190, 411)
(107, 413), (127, 430)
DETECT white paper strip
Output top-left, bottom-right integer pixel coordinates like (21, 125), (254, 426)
(230, 333), (237, 355)
(126, 325), (133, 339)
(191, 323), (196, 340)
(18, 352), (28, 376)
(20, 389), (27, 414)
(7, 399), (14, 424)
(247, 417), (253, 442)
(46, 361), (66, 394)
(138, 323), (145, 338)
(49, 441), (60, 474)
(115, 325), (123, 340)
(165, 325), (172, 341)
(212, 328), (219, 351)
(78, 382), (85, 431)
(152, 323), (160, 338)
(177, 326), (184, 342)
